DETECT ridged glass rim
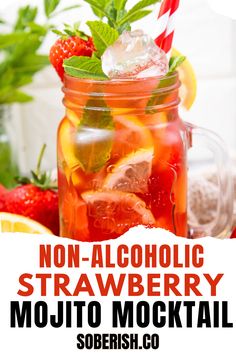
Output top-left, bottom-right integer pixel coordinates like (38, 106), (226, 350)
(63, 71), (178, 85)
(62, 72), (181, 111)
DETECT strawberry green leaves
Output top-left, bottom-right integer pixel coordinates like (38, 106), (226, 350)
(63, 56), (108, 80)
(87, 21), (119, 56)
(53, 23), (89, 40)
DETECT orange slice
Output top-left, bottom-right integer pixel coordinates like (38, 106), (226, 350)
(172, 48), (197, 110)
(0, 213), (53, 234)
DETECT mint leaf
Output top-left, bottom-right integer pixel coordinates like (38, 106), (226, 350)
(49, 5), (81, 17)
(83, 0), (113, 22)
(0, 132), (19, 188)
(44, 0), (60, 18)
(0, 90), (33, 104)
(8, 34), (42, 63)
(0, 33), (28, 49)
(0, 3), (53, 105)
(127, 0), (160, 13)
(76, 98), (114, 172)
(14, 54), (49, 74)
(114, 0), (128, 11)
(89, 0), (110, 19)
(27, 22), (48, 36)
(118, 0), (160, 26)
(14, 76), (33, 88)
(87, 21), (119, 56)
(168, 56), (186, 74)
(63, 56), (108, 80)
(14, 5), (38, 31)
(118, 10), (152, 26)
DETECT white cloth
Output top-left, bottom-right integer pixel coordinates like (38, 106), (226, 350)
(188, 170), (236, 230)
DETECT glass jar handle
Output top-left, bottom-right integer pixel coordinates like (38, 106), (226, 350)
(186, 122), (234, 239)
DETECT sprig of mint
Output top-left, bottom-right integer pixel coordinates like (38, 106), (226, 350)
(0, 4), (49, 105)
(59, 1), (186, 84)
(0, 0), (80, 105)
(116, 0), (160, 27)
(114, 0), (128, 11)
(84, 0), (161, 33)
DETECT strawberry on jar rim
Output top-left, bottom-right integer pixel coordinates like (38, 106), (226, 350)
(49, 24), (95, 81)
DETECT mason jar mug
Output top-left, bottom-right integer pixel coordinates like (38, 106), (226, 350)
(57, 73), (233, 241)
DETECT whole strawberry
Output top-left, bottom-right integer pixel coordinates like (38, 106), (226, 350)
(0, 145), (59, 235)
(4, 185), (59, 235)
(50, 25), (95, 80)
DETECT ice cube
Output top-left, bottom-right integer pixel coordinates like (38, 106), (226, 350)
(102, 30), (169, 79)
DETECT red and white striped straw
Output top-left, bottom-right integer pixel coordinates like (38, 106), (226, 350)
(155, 0), (180, 54)
(155, 0), (172, 48)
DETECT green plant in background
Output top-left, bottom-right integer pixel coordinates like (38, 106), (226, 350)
(0, 0), (80, 104)
(0, 0), (80, 188)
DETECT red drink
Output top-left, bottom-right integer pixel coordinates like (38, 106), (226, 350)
(58, 73), (189, 241)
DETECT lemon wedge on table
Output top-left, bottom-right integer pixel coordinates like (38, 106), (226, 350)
(172, 48), (197, 110)
(0, 213), (53, 234)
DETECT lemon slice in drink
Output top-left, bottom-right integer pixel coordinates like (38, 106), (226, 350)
(104, 148), (154, 193)
(0, 213), (53, 234)
(59, 119), (79, 171)
(112, 115), (154, 157)
(172, 48), (197, 110)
